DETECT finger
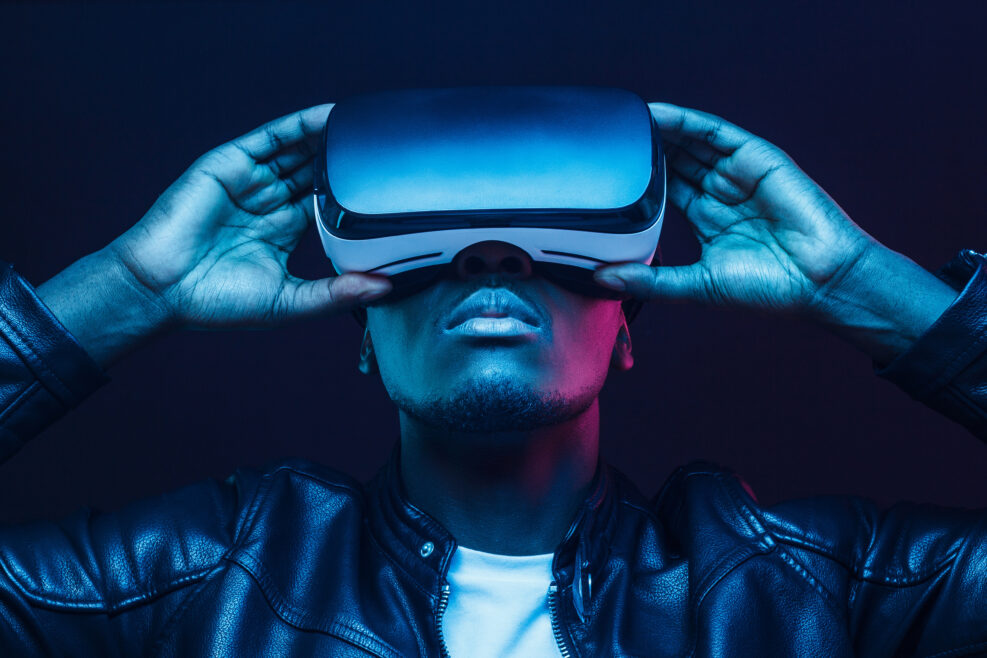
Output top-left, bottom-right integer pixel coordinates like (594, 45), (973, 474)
(661, 133), (724, 169)
(261, 142), (316, 179)
(713, 139), (791, 200)
(668, 163), (751, 227)
(665, 176), (724, 245)
(262, 186), (317, 240)
(225, 154), (316, 220)
(666, 144), (713, 187)
(282, 159), (315, 203)
(231, 103), (333, 162)
(667, 173), (705, 222)
(259, 154), (316, 211)
(593, 262), (710, 304)
(276, 272), (392, 322)
(649, 102), (752, 155)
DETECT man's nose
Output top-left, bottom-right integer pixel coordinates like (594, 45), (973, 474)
(453, 241), (534, 280)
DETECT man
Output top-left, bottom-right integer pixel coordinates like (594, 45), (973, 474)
(0, 98), (984, 656)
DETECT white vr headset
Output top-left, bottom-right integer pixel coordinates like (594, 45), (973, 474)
(313, 86), (665, 324)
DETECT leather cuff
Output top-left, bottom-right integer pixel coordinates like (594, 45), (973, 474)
(874, 249), (987, 438)
(0, 261), (109, 456)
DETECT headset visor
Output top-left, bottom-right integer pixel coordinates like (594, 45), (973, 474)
(316, 86), (663, 239)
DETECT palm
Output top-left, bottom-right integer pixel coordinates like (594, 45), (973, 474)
(108, 105), (385, 328)
(147, 155), (312, 327)
(597, 103), (875, 315)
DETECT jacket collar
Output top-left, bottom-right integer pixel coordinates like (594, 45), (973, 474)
(365, 440), (618, 611)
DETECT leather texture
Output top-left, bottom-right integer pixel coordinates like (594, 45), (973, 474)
(0, 262), (108, 462)
(0, 252), (986, 657)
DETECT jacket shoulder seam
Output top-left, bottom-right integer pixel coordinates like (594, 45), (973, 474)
(224, 461), (363, 555)
(0, 558), (217, 612)
(148, 561), (230, 651)
(229, 548), (404, 657)
(1, 469), (256, 612)
(763, 517), (963, 586)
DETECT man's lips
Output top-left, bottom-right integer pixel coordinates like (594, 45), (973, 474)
(444, 288), (542, 330)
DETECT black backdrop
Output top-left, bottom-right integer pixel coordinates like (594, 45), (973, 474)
(1, 2), (984, 523)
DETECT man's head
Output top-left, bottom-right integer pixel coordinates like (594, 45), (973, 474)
(361, 240), (633, 440)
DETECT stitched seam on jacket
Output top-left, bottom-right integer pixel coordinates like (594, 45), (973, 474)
(231, 464), (427, 596)
(268, 463), (364, 497)
(690, 549), (765, 657)
(362, 517), (435, 600)
(668, 470), (774, 546)
(227, 466), (277, 552)
(924, 316), (987, 396)
(765, 523), (962, 585)
(148, 561), (229, 654)
(220, 464), (410, 656)
(709, 472), (856, 635)
(0, 380), (42, 425)
(686, 473), (774, 655)
(145, 469), (268, 649)
(773, 546), (843, 615)
(0, 309), (73, 406)
(0, 472), (249, 612)
(717, 472), (772, 545)
(0, 557), (214, 611)
(620, 498), (663, 526)
(228, 550), (401, 658)
(233, 464), (363, 545)
(672, 470), (779, 648)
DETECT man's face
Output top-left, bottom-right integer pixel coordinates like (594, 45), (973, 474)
(365, 241), (632, 436)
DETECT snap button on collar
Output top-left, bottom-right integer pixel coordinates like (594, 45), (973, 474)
(420, 541), (434, 558)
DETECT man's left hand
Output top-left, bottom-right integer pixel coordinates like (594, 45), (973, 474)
(594, 102), (879, 317)
(594, 103), (957, 362)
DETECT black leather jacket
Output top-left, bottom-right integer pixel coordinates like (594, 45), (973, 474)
(1, 251), (986, 657)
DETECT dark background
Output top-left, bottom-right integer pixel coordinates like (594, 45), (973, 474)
(0, 1), (984, 523)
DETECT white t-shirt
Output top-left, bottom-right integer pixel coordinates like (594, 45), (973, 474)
(442, 545), (563, 657)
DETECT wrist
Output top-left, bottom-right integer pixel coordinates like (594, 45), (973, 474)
(36, 248), (175, 368)
(808, 243), (958, 364)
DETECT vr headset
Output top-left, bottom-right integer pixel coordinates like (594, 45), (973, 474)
(313, 86), (665, 326)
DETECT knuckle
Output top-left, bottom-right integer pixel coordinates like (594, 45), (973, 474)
(325, 277), (350, 309)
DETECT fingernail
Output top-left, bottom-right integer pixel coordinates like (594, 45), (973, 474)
(358, 285), (391, 302)
(594, 274), (627, 291)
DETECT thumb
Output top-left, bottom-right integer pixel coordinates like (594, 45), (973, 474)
(278, 273), (392, 322)
(593, 263), (709, 303)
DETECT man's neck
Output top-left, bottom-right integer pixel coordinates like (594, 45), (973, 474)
(398, 399), (600, 556)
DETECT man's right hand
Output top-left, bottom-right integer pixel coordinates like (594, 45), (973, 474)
(37, 104), (392, 368)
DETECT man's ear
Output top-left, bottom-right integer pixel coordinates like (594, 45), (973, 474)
(609, 312), (633, 371)
(358, 326), (378, 376)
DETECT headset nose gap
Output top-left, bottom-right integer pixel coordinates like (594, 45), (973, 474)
(453, 241), (533, 280)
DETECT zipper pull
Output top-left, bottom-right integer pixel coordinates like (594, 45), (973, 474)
(570, 525), (593, 623)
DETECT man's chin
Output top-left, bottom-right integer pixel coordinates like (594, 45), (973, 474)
(389, 375), (591, 434)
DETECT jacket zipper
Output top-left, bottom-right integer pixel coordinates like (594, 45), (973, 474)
(435, 583), (452, 657)
(548, 583), (573, 657)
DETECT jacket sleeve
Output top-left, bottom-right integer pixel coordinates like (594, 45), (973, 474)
(875, 248), (987, 441)
(0, 469), (253, 655)
(0, 260), (109, 464)
(758, 491), (987, 656)
(760, 252), (987, 654)
(0, 259), (248, 654)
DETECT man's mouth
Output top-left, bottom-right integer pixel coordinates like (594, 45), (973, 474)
(444, 289), (542, 337)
